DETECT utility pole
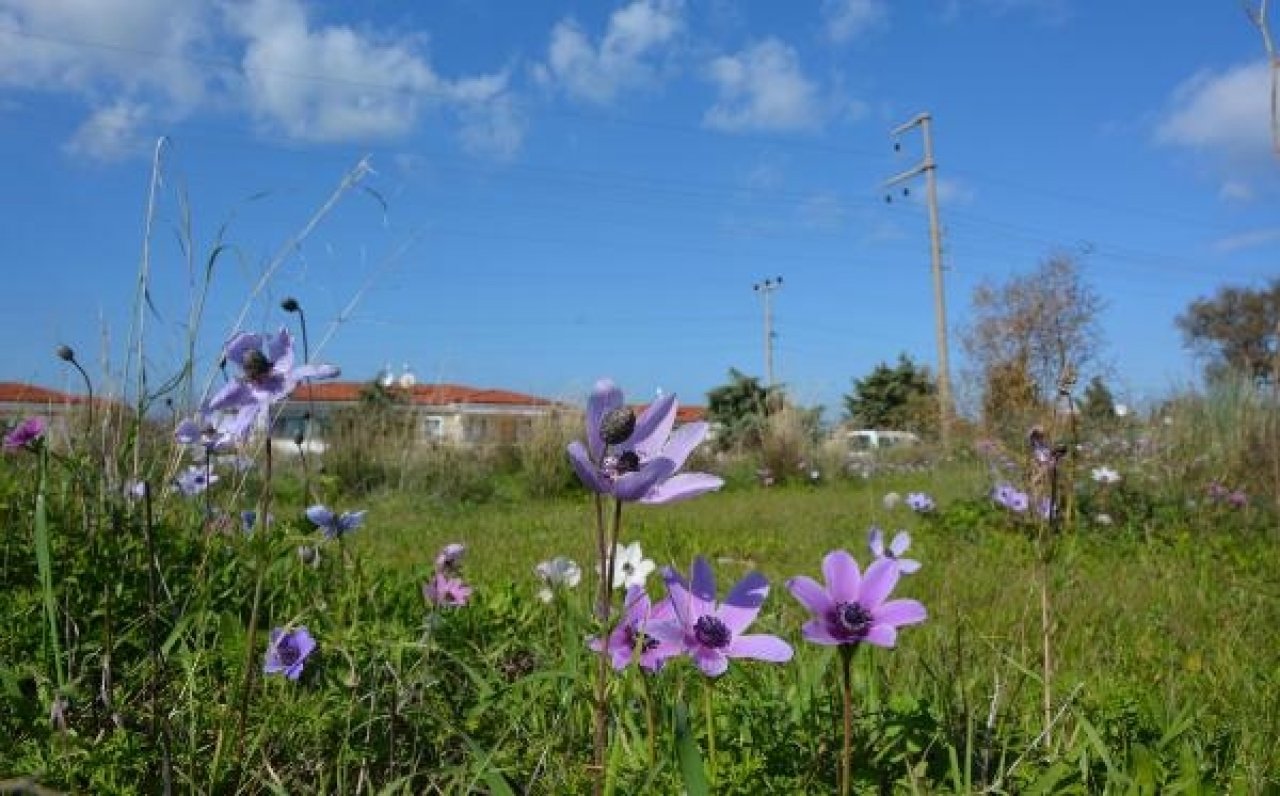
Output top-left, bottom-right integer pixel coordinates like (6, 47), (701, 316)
(753, 276), (783, 387)
(885, 112), (954, 449)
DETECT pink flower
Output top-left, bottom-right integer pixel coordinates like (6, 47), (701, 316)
(424, 572), (472, 607)
(787, 551), (926, 648)
(3, 416), (47, 451)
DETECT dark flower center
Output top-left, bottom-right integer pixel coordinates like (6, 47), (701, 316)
(242, 350), (274, 383)
(276, 636), (302, 666)
(615, 450), (640, 473)
(832, 601), (872, 640)
(625, 624), (659, 654)
(600, 407), (636, 446)
(693, 615), (731, 649)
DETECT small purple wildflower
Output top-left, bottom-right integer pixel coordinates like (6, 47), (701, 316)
(992, 483), (1029, 513)
(424, 572), (472, 607)
(567, 378), (723, 504)
(786, 550), (926, 647)
(305, 504), (366, 539)
(263, 626), (316, 680)
(207, 327), (338, 414)
(175, 409), (254, 453)
(3, 416), (47, 451)
(868, 527), (921, 575)
(905, 492), (935, 513)
(588, 585), (680, 672)
(1228, 490), (1248, 509)
(124, 480), (148, 500)
(240, 510), (272, 534)
(651, 556), (793, 678)
(174, 465), (217, 496)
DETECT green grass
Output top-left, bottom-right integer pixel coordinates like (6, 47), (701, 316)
(3, 451), (1278, 794)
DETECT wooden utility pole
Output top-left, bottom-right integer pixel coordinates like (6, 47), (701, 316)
(885, 112), (954, 448)
(753, 276), (783, 387)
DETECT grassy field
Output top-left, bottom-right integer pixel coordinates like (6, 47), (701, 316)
(6, 434), (1276, 795)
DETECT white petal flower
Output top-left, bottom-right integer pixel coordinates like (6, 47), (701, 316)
(610, 541), (656, 590)
(535, 556), (582, 589)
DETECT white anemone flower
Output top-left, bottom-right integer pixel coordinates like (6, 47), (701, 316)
(1091, 466), (1121, 484)
(535, 556), (582, 603)
(609, 541), (656, 590)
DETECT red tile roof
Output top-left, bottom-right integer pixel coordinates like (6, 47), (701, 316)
(0, 382), (84, 405)
(291, 381), (556, 407)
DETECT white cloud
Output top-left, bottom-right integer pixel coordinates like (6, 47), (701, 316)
(228, 0), (441, 142)
(822, 0), (887, 43)
(449, 73), (526, 159)
(534, 0), (684, 104)
(63, 99), (152, 160)
(1156, 61), (1273, 163)
(1211, 226), (1280, 254)
(703, 39), (822, 133)
(934, 177), (976, 207)
(1218, 180), (1255, 202)
(0, 0), (215, 106)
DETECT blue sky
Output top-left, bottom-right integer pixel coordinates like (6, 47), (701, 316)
(2, 0), (1277, 416)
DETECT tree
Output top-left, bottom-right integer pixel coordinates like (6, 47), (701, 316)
(705, 368), (780, 451)
(1080, 374), (1116, 429)
(1175, 278), (1280, 387)
(961, 254), (1105, 428)
(843, 353), (937, 436)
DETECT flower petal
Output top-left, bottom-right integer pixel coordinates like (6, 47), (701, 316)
(653, 420), (708, 470)
(863, 624), (898, 648)
(868, 526), (885, 558)
(305, 505), (335, 529)
(719, 571), (769, 633)
(822, 550), (861, 604)
(786, 575), (833, 617)
(567, 441), (610, 494)
(692, 647), (729, 677)
(873, 598), (927, 628)
(889, 531), (912, 558)
(638, 472), (723, 505)
(206, 381), (253, 412)
(897, 558), (922, 575)
(613, 459), (675, 501)
(175, 419), (201, 445)
(266, 327), (293, 367)
(689, 556), (717, 617)
(800, 619), (843, 645)
(629, 393), (678, 460)
(727, 634), (793, 663)
(859, 557), (900, 610)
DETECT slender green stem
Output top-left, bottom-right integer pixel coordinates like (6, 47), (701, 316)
(590, 491), (609, 796)
(33, 443), (66, 694)
(235, 550), (266, 761)
(839, 645), (856, 796)
(641, 673), (657, 768)
(703, 679), (717, 785)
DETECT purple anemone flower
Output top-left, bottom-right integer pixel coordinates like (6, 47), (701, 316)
(992, 483), (1029, 513)
(305, 504), (366, 539)
(651, 556), (793, 677)
(868, 527), (921, 575)
(175, 409), (255, 453)
(787, 550), (926, 647)
(905, 492), (935, 513)
(207, 327), (338, 413)
(4, 416), (47, 451)
(567, 378), (723, 504)
(434, 543), (466, 574)
(240, 510), (272, 534)
(263, 626), (316, 680)
(174, 465), (217, 496)
(589, 585), (680, 672)
(424, 572), (473, 607)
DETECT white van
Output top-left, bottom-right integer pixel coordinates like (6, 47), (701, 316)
(845, 429), (920, 454)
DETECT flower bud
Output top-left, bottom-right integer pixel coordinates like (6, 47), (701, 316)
(281, 297), (301, 313)
(599, 407), (636, 445)
(55, 344), (75, 362)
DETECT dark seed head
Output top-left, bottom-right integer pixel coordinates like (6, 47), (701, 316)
(599, 407), (636, 446)
(55, 344), (76, 362)
(281, 297), (301, 313)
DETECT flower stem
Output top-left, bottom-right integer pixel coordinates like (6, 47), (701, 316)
(590, 492), (609, 796)
(839, 645), (856, 796)
(703, 679), (717, 785)
(641, 672), (657, 768)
